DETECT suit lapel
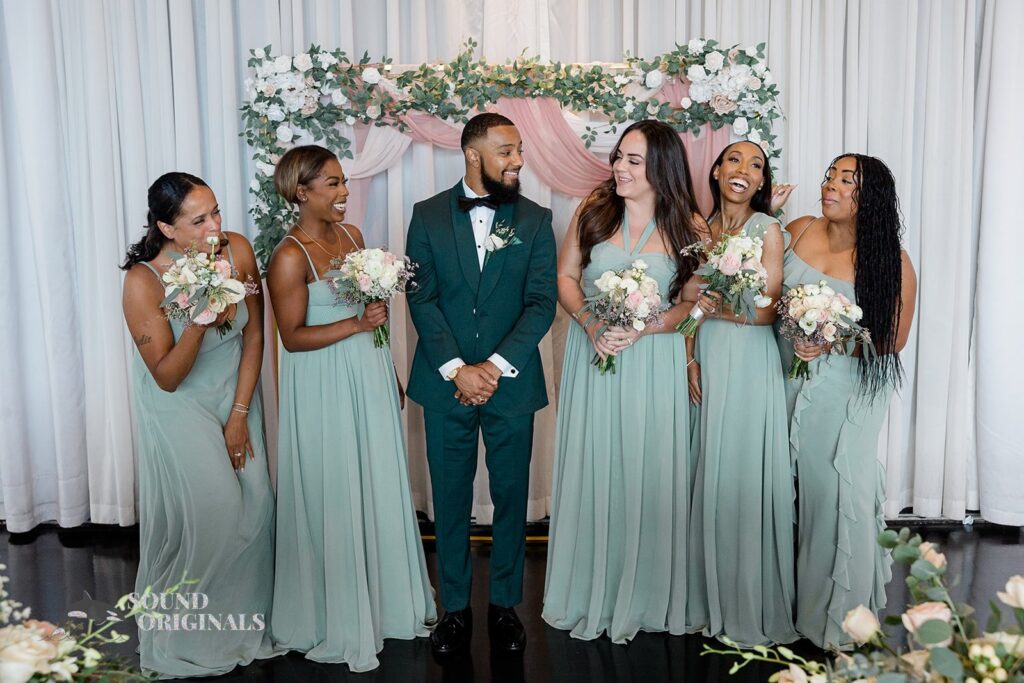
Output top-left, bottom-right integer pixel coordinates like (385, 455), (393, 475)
(448, 183), (481, 292)
(476, 200), (517, 305)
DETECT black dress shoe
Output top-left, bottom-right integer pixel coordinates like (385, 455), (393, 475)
(431, 607), (472, 655)
(488, 604), (526, 653)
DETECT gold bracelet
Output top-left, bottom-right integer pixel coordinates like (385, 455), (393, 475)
(686, 357), (697, 367)
(231, 406), (249, 415)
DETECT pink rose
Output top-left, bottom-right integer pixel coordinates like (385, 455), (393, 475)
(902, 602), (953, 647)
(357, 273), (373, 292)
(384, 252), (396, 264)
(718, 252), (742, 276)
(194, 308), (217, 325)
(709, 94), (738, 115)
(175, 292), (190, 307)
(213, 259), (232, 278)
(626, 291), (644, 308)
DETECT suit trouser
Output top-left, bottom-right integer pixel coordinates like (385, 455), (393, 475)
(423, 403), (534, 611)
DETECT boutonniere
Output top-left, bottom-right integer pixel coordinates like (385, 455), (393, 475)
(483, 220), (523, 263)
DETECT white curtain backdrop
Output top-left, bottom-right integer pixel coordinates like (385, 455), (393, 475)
(0, 0), (1016, 532)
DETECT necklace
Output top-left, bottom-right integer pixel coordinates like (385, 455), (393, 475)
(295, 224), (344, 267)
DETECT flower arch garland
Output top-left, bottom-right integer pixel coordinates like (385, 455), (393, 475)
(242, 39), (783, 269)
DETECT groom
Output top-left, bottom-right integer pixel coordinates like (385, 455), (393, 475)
(406, 113), (557, 655)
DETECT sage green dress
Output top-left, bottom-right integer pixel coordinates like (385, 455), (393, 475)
(270, 234), (436, 673)
(687, 213), (798, 646)
(132, 246), (277, 679)
(543, 215), (691, 643)
(776, 243), (893, 650)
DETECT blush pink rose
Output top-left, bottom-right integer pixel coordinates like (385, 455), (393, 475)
(175, 292), (190, 307)
(902, 602), (953, 647)
(626, 291), (644, 308)
(213, 259), (232, 278)
(357, 273), (373, 292)
(709, 94), (738, 115)
(718, 252), (742, 276)
(194, 308), (217, 325)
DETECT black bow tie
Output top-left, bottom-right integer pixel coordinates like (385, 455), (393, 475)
(458, 195), (498, 212)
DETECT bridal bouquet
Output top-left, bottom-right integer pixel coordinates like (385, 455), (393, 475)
(578, 259), (664, 375)
(325, 248), (416, 347)
(0, 563), (165, 681)
(706, 529), (1024, 683)
(675, 229), (773, 337)
(161, 236), (257, 336)
(775, 279), (875, 380)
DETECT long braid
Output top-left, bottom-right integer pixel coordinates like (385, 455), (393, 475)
(841, 154), (905, 395)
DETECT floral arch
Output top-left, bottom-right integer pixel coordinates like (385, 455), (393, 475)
(241, 38), (783, 269)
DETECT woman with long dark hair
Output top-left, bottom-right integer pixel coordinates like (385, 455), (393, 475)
(543, 120), (704, 642)
(777, 154), (917, 649)
(685, 140), (799, 646)
(121, 173), (277, 677)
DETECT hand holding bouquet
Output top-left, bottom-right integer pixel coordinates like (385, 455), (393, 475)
(325, 248), (416, 347)
(161, 236), (258, 336)
(578, 259), (663, 375)
(675, 230), (773, 336)
(775, 279), (876, 380)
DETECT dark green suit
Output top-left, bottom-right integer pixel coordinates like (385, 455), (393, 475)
(406, 181), (557, 611)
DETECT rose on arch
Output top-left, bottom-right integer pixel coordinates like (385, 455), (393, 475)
(644, 68), (665, 89)
(276, 124), (293, 143)
(709, 95), (737, 115)
(704, 51), (725, 72)
(273, 55), (292, 73)
(687, 38), (706, 54)
(293, 52), (313, 72)
(362, 67), (382, 84)
(732, 117), (749, 136)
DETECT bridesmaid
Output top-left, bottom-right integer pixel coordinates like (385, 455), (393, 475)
(267, 144), (436, 672)
(778, 154), (917, 649)
(121, 172), (277, 677)
(543, 120), (704, 642)
(685, 141), (799, 646)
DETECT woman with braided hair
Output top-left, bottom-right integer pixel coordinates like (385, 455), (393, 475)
(777, 154), (917, 649)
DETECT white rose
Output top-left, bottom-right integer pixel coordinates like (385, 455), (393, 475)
(639, 278), (658, 297)
(613, 74), (632, 87)
(754, 62), (766, 76)
(249, 179), (259, 192)
(763, 69), (775, 85)
(680, 97), (693, 109)
(847, 304), (864, 320)
(220, 279), (247, 304)
(747, 127), (762, 144)
(998, 575), (1024, 608)
(747, 76), (762, 91)
(732, 117), (749, 135)
(266, 104), (285, 122)
(379, 271), (398, 290)
(276, 124), (293, 143)
(273, 55), (292, 73)
(621, 278), (639, 295)
(366, 104), (382, 119)
(362, 67), (382, 84)
(821, 322), (838, 342)
(686, 64), (708, 82)
(485, 234), (505, 252)
(363, 259), (384, 278)
(317, 52), (338, 69)
(745, 46), (758, 57)
(345, 115), (356, 126)
(754, 294), (772, 309)
(689, 81), (712, 103)
(254, 48), (266, 60)
(841, 605), (881, 643)
(330, 89), (348, 106)
(687, 38), (706, 54)
(256, 161), (275, 177)
(260, 81), (277, 97)
(799, 315), (818, 334)
(632, 318), (646, 332)
(293, 53), (313, 72)
(704, 51), (725, 72)
(644, 69), (664, 89)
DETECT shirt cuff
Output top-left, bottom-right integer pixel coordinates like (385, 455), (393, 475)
(488, 353), (519, 378)
(439, 358), (466, 381)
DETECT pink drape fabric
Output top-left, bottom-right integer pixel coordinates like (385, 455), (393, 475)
(346, 124), (372, 228)
(401, 110), (463, 149)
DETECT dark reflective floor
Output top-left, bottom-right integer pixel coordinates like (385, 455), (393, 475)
(3, 523), (1021, 682)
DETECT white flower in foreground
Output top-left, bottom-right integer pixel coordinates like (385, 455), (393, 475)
(841, 605), (880, 644)
(704, 50), (725, 72)
(732, 117), (749, 135)
(276, 124), (293, 143)
(680, 97), (693, 109)
(484, 234), (505, 252)
(997, 575), (1024, 608)
(293, 53), (313, 72)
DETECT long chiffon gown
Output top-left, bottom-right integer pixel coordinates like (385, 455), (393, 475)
(270, 234), (436, 673)
(132, 246), (277, 679)
(776, 242), (893, 650)
(686, 213), (799, 646)
(544, 214), (692, 643)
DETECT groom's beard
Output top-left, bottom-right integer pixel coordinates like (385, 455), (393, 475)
(480, 163), (521, 204)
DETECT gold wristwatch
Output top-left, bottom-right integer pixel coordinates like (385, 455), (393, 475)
(447, 365), (461, 381)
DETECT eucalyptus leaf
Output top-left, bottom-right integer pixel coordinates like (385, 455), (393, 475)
(913, 618), (952, 646)
(927, 646), (963, 677)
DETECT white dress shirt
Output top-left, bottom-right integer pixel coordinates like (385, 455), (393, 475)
(437, 180), (519, 381)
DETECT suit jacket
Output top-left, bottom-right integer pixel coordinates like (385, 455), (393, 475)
(406, 181), (557, 416)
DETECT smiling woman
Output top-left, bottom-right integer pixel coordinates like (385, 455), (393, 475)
(120, 172), (278, 677)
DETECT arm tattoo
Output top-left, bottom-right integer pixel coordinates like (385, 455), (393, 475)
(134, 334), (152, 347)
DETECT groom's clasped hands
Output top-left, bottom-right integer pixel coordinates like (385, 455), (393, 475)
(453, 361), (501, 406)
